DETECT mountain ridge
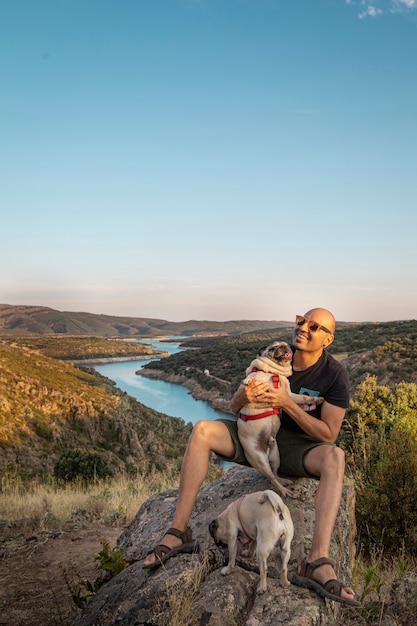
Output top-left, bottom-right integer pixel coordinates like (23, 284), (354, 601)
(0, 303), (293, 337)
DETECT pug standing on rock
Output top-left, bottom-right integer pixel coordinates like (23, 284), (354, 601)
(209, 489), (294, 594)
(237, 341), (324, 497)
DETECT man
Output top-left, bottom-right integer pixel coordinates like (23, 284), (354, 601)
(143, 307), (359, 606)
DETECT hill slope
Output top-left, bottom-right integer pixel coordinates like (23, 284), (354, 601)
(0, 304), (288, 338)
(0, 340), (191, 479)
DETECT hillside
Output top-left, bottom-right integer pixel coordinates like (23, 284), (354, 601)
(2, 335), (166, 361)
(0, 340), (191, 480)
(0, 304), (289, 338)
(139, 320), (417, 403)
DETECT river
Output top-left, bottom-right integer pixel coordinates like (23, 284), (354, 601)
(93, 338), (232, 425)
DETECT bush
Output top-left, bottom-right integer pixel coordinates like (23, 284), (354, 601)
(355, 423), (417, 554)
(347, 376), (417, 554)
(54, 449), (113, 483)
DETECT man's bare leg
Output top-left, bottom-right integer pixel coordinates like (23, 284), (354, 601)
(143, 420), (235, 567)
(303, 444), (356, 602)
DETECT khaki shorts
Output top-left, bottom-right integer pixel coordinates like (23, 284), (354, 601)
(216, 417), (335, 478)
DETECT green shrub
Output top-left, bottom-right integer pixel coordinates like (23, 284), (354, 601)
(31, 411), (53, 441)
(54, 448), (113, 483)
(355, 422), (417, 554)
(345, 376), (417, 554)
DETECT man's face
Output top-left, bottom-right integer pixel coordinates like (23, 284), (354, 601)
(292, 310), (334, 352)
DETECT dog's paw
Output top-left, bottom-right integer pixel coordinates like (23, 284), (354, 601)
(274, 482), (294, 498)
(221, 565), (232, 576)
(300, 394), (324, 406)
(243, 376), (254, 386)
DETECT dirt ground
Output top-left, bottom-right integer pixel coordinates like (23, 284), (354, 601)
(0, 517), (124, 626)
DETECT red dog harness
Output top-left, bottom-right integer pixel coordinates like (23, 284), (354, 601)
(239, 369), (282, 422)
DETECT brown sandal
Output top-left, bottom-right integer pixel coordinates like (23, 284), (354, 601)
(143, 527), (199, 571)
(292, 557), (361, 606)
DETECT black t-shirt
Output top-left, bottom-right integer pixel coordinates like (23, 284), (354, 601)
(281, 348), (350, 433)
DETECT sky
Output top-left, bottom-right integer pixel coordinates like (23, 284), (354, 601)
(1, 0), (417, 323)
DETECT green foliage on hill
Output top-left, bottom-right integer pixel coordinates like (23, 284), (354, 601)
(342, 376), (417, 554)
(144, 320), (417, 396)
(54, 448), (114, 483)
(1, 336), (163, 360)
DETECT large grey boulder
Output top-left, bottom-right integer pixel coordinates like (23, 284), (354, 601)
(73, 466), (357, 626)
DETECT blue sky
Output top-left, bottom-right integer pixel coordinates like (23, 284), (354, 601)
(1, 0), (416, 323)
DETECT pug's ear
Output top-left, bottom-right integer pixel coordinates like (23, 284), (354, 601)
(257, 345), (268, 356)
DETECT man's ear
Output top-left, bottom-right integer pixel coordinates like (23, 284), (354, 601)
(323, 334), (334, 348)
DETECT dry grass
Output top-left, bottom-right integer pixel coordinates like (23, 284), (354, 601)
(0, 464), (223, 532)
(0, 471), (182, 531)
(161, 554), (212, 626)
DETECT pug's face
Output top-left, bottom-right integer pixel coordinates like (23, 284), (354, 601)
(259, 341), (293, 365)
(208, 516), (228, 546)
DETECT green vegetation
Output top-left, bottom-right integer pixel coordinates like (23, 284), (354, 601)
(343, 375), (417, 554)
(69, 539), (128, 608)
(54, 449), (114, 483)
(144, 319), (417, 393)
(1, 335), (163, 360)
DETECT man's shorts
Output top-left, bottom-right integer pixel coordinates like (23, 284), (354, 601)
(216, 417), (336, 478)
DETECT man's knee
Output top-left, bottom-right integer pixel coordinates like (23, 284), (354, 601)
(190, 420), (211, 443)
(191, 419), (235, 458)
(305, 444), (345, 477)
(191, 419), (223, 445)
(328, 445), (345, 468)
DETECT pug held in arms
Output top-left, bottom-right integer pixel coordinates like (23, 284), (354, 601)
(237, 341), (324, 497)
(209, 490), (294, 594)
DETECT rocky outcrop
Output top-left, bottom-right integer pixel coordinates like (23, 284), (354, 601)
(73, 466), (357, 625)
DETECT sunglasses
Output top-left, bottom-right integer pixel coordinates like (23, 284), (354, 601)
(295, 315), (332, 335)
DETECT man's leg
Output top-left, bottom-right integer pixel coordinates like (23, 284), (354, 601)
(143, 419), (235, 567)
(302, 444), (356, 602)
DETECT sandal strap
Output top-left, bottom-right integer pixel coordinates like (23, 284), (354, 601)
(153, 543), (171, 559)
(147, 526), (193, 560)
(165, 527), (192, 542)
(299, 556), (335, 577)
(323, 579), (344, 596)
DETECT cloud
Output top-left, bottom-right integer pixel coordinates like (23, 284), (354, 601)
(358, 5), (383, 18)
(346, 0), (417, 18)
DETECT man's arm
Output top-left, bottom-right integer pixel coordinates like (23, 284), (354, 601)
(279, 397), (346, 443)
(231, 380), (345, 443)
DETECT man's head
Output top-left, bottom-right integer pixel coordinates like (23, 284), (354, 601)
(292, 307), (335, 353)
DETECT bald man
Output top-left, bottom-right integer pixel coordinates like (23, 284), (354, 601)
(143, 308), (359, 606)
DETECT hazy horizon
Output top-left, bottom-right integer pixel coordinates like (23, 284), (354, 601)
(1, 301), (413, 325)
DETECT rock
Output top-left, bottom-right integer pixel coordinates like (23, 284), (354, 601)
(389, 573), (417, 624)
(73, 466), (357, 626)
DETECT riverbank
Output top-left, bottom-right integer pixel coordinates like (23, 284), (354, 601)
(70, 352), (169, 365)
(137, 367), (234, 415)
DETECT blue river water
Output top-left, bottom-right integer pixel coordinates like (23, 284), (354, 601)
(93, 339), (232, 426)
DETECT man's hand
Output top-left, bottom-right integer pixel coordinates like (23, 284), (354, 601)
(248, 377), (291, 409)
(230, 378), (289, 414)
